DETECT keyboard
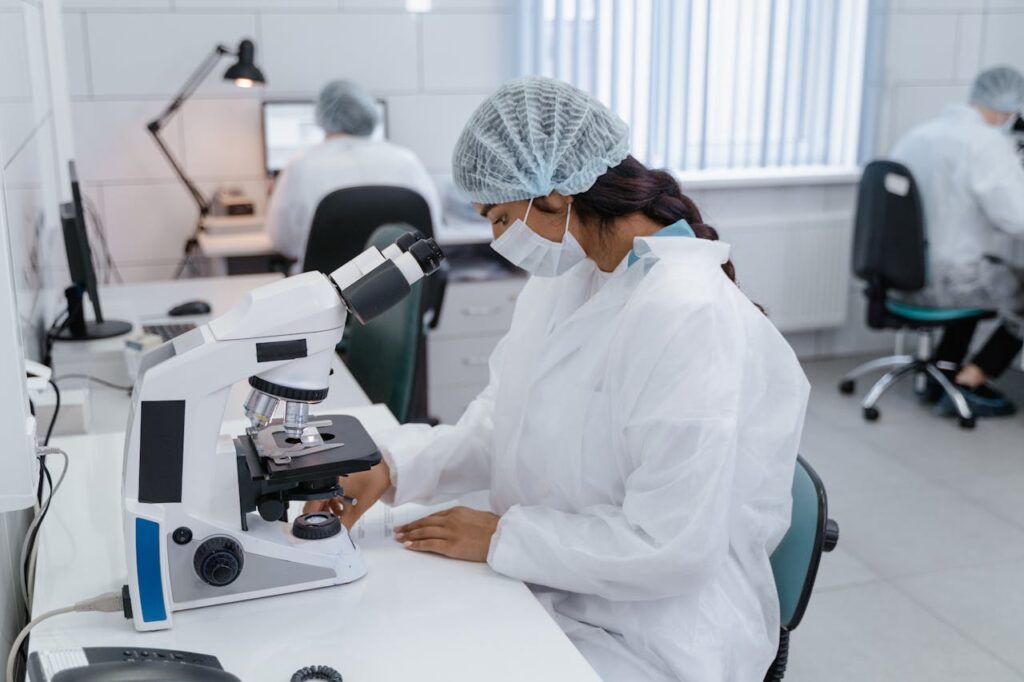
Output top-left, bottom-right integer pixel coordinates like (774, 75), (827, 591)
(142, 322), (198, 342)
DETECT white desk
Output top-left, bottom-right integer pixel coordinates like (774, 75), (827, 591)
(197, 232), (278, 277)
(51, 274), (282, 388)
(32, 400), (600, 681)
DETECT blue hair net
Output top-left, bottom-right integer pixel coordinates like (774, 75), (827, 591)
(452, 76), (630, 204)
(970, 66), (1024, 113)
(316, 80), (380, 136)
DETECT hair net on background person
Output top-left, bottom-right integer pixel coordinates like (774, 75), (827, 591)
(452, 76), (630, 204)
(969, 66), (1024, 113)
(315, 79), (380, 136)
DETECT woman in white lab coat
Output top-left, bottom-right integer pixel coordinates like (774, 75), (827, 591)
(307, 77), (809, 681)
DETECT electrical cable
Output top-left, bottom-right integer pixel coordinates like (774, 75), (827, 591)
(43, 379), (60, 446)
(6, 591), (124, 682)
(20, 448), (69, 613)
(53, 374), (132, 393)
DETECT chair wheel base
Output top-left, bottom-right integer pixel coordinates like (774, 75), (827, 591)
(958, 416), (976, 429)
(838, 379), (855, 395)
(863, 406), (880, 422)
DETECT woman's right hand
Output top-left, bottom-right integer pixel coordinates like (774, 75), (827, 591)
(303, 458), (391, 530)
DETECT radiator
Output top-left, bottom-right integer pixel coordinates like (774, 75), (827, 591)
(719, 211), (853, 333)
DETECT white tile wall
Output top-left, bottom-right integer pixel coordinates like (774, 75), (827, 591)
(421, 13), (510, 90)
(884, 13), (959, 82)
(180, 98), (264, 180)
(71, 99), (185, 183)
(0, 10), (33, 100)
(260, 13), (419, 95)
(85, 12), (259, 98)
(980, 11), (1024, 67)
(388, 93), (487, 170)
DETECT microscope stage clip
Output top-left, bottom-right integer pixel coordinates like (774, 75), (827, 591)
(247, 420), (345, 465)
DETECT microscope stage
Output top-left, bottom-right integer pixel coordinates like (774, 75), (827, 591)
(236, 414), (382, 484)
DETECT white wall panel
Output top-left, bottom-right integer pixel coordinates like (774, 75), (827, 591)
(61, 0), (171, 8)
(100, 182), (197, 263)
(86, 12), (259, 97)
(388, 93), (487, 170)
(261, 13), (418, 95)
(0, 10), (33, 100)
(888, 84), (966, 147)
(980, 11), (1024, 67)
(954, 14), (984, 81)
(885, 14), (958, 82)
(897, 0), (985, 9)
(176, 0), (335, 8)
(343, 0), (513, 10)
(71, 99), (185, 183)
(60, 11), (91, 98)
(181, 98), (264, 180)
(422, 13), (508, 90)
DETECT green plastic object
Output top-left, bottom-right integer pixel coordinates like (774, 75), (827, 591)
(885, 299), (986, 322)
(342, 225), (423, 423)
(770, 457), (825, 630)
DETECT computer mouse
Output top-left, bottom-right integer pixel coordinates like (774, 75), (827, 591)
(168, 300), (212, 317)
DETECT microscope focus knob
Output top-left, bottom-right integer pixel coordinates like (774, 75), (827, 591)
(193, 536), (244, 587)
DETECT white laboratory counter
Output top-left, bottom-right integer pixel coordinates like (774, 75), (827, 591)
(30, 401), (601, 681)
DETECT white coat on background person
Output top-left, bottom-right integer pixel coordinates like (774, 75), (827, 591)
(306, 76), (811, 681)
(890, 98), (1024, 314)
(264, 80), (441, 269)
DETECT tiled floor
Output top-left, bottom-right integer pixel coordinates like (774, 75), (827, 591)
(787, 357), (1024, 681)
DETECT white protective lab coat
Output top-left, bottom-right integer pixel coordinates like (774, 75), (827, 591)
(377, 236), (810, 681)
(891, 104), (1024, 312)
(264, 136), (442, 268)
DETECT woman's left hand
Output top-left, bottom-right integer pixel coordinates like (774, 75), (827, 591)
(394, 506), (500, 562)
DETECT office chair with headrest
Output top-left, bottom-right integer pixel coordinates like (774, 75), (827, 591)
(837, 160), (996, 429)
(764, 455), (839, 682)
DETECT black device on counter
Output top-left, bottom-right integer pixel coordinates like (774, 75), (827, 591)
(27, 647), (240, 681)
(169, 300), (212, 316)
(52, 161), (133, 341)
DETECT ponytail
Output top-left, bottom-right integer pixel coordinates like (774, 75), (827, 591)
(574, 155), (747, 300)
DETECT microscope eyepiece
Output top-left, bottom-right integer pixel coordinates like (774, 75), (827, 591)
(394, 230), (426, 252)
(408, 238), (444, 275)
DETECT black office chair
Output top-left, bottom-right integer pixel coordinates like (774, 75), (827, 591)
(837, 160), (995, 429)
(764, 456), (839, 682)
(302, 185), (448, 421)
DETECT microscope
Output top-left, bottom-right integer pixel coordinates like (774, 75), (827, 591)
(122, 232), (443, 631)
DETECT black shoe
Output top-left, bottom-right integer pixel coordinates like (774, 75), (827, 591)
(917, 367), (958, 405)
(934, 383), (1017, 418)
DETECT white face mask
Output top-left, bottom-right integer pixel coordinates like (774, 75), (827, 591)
(490, 198), (586, 277)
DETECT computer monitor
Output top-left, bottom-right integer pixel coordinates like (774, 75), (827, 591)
(261, 99), (388, 176)
(52, 161), (131, 341)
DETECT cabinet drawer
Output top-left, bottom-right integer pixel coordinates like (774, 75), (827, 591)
(433, 278), (525, 339)
(428, 334), (503, 388)
(428, 384), (486, 425)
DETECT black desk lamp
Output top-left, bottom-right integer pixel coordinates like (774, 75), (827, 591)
(146, 38), (266, 277)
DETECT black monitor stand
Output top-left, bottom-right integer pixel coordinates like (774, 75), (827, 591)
(51, 160), (132, 341)
(50, 284), (132, 341)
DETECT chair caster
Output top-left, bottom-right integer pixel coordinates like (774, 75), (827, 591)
(838, 379), (855, 395)
(958, 416), (976, 429)
(863, 406), (880, 422)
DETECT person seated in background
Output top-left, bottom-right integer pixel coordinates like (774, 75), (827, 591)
(890, 66), (1024, 417)
(265, 79), (441, 270)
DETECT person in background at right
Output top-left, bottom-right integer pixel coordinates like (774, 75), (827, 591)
(891, 66), (1024, 418)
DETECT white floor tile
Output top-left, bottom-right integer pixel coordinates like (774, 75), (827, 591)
(895, 560), (1024, 676)
(786, 582), (1023, 681)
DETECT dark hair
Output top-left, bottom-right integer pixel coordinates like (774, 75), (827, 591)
(570, 155), (743, 285)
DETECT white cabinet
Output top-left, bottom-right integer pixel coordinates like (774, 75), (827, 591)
(427, 276), (525, 424)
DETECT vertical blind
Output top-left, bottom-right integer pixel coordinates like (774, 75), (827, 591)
(517, 0), (871, 172)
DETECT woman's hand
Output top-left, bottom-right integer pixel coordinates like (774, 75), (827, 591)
(394, 506), (500, 562)
(302, 459), (391, 530)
